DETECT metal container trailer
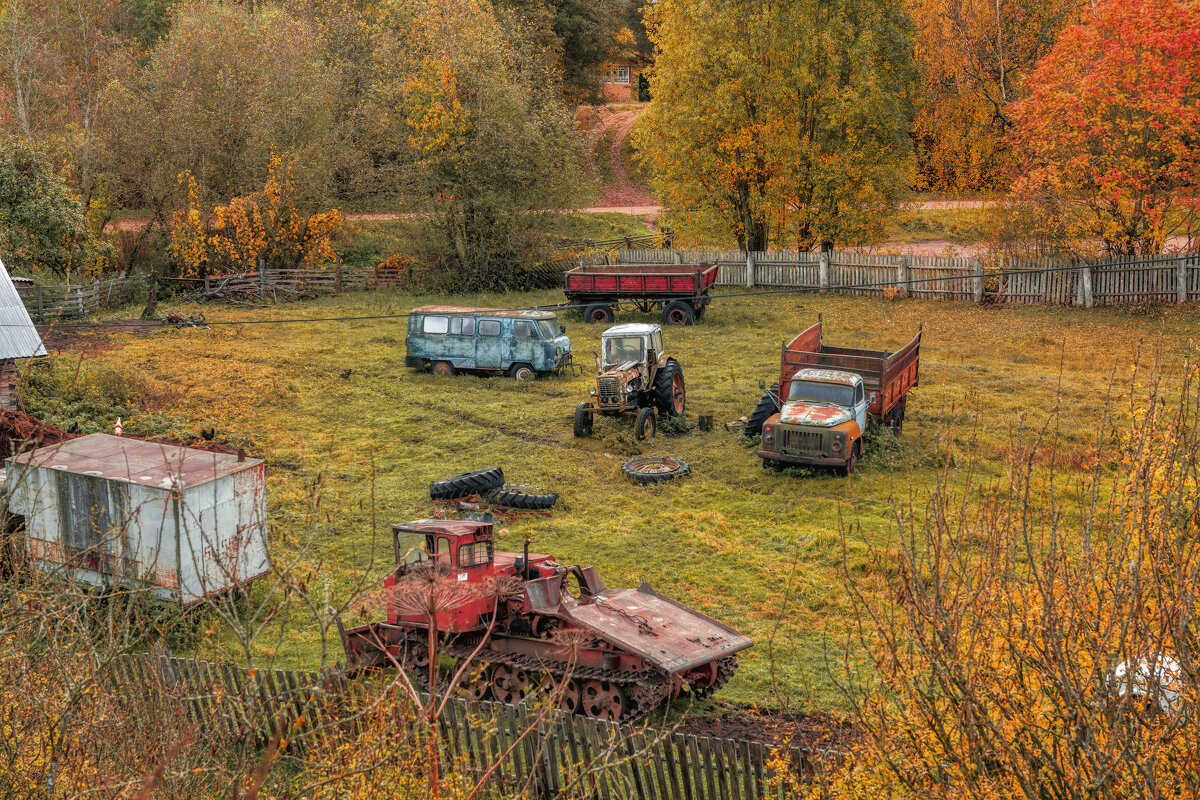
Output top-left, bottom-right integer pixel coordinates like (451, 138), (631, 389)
(4, 434), (269, 605)
(564, 263), (719, 325)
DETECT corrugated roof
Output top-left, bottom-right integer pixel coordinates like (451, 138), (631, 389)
(8, 433), (262, 490)
(0, 257), (46, 359)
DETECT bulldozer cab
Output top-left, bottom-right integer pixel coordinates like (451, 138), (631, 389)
(391, 520), (494, 579)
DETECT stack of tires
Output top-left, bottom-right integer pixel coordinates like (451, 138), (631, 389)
(429, 468), (557, 510)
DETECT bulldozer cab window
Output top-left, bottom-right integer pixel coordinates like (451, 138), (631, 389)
(458, 540), (493, 568)
(395, 531), (430, 565)
(604, 336), (644, 366)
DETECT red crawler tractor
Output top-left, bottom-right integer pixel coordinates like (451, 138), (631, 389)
(339, 518), (752, 722)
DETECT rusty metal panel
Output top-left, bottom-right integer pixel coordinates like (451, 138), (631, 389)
(5, 434), (267, 604)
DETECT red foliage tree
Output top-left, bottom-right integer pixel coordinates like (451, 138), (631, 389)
(1007, 0), (1200, 256)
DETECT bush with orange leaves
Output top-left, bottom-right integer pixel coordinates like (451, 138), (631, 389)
(806, 369), (1200, 799)
(169, 156), (343, 277)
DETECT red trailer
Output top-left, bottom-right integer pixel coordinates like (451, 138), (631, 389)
(564, 263), (719, 325)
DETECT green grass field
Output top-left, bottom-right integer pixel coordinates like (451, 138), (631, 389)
(35, 288), (1200, 713)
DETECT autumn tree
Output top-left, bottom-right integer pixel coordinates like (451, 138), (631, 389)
(906, 0), (1081, 190)
(1006, 0), (1200, 257)
(376, 0), (585, 289)
(637, 0), (916, 251)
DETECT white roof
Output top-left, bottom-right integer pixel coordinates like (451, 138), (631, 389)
(602, 323), (660, 337)
(0, 257), (46, 359)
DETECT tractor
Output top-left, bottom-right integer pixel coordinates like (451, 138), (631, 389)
(573, 323), (686, 442)
(338, 518), (752, 722)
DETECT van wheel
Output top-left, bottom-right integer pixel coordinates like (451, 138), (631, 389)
(635, 408), (657, 443)
(510, 364), (535, 381)
(432, 361), (456, 377)
(584, 304), (614, 324)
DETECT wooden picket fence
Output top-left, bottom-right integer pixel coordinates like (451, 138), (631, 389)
(202, 265), (411, 296)
(15, 271), (143, 318)
(607, 249), (1200, 307)
(108, 652), (815, 799)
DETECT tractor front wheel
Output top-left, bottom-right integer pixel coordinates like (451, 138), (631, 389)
(573, 402), (594, 437)
(635, 407), (657, 442)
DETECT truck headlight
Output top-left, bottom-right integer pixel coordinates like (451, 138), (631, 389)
(762, 424), (774, 444)
(831, 434), (844, 453)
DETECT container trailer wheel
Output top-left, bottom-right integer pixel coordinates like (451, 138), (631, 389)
(662, 301), (695, 326)
(584, 303), (614, 324)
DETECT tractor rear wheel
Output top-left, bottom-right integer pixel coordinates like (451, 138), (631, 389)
(487, 485), (559, 510)
(584, 303), (614, 324)
(635, 407), (657, 442)
(653, 358), (686, 416)
(662, 301), (695, 326)
(745, 382), (780, 437)
(429, 467), (505, 500)
(573, 402), (594, 437)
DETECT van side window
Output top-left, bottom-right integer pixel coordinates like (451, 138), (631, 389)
(423, 316), (449, 334)
(514, 320), (535, 338)
(450, 317), (475, 335)
(478, 320), (501, 336)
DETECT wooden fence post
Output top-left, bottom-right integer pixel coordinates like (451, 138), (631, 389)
(335, 264), (343, 294)
(35, 285), (43, 316)
(972, 258), (984, 303)
(1081, 264), (1094, 309)
(818, 251), (830, 293)
(258, 257), (266, 294)
(673, 251), (683, 265)
(1178, 256), (1188, 304)
(745, 252), (755, 288)
(896, 256), (907, 298)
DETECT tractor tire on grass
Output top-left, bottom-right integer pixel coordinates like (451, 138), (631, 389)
(744, 382), (780, 437)
(429, 467), (505, 501)
(487, 485), (558, 510)
(653, 358), (686, 416)
(621, 456), (690, 484)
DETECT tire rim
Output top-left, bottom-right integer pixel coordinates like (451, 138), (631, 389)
(626, 456), (684, 475)
(668, 307), (686, 324)
(589, 308), (607, 323)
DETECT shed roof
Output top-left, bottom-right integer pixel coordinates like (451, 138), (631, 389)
(0, 257), (47, 360)
(7, 433), (262, 490)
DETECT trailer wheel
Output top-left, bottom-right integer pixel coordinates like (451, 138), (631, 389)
(635, 407), (657, 442)
(509, 363), (535, 381)
(432, 361), (456, 377)
(584, 303), (614, 324)
(429, 467), (505, 500)
(745, 381), (781, 437)
(653, 359), (686, 416)
(573, 402), (594, 437)
(487, 485), (558, 510)
(662, 301), (695, 326)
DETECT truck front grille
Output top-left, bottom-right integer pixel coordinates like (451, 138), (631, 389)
(598, 377), (620, 403)
(782, 429), (824, 455)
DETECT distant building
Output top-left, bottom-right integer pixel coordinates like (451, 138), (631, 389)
(0, 257), (47, 409)
(602, 60), (638, 102)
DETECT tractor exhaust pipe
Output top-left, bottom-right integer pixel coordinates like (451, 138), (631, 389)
(523, 537), (531, 579)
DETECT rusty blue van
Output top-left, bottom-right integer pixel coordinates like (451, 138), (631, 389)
(406, 306), (572, 379)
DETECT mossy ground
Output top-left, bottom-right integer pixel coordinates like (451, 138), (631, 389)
(38, 288), (1200, 712)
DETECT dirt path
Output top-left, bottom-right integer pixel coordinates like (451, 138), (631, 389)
(596, 109), (655, 208)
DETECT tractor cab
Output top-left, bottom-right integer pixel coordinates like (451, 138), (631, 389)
(392, 519), (496, 580)
(600, 323), (664, 377)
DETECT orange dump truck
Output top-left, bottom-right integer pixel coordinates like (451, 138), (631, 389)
(755, 318), (921, 473)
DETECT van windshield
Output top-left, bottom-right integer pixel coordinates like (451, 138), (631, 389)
(536, 319), (560, 339)
(604, 336), (644, 365)
(787, 380), (854, 407)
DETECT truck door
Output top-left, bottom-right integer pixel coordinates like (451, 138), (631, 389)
(854, 382), (868, 432)
(475, 318), (503, 368)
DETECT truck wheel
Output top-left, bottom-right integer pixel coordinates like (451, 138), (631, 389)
(662, 301), (695, 326)
(509, 363), (535, 381)
(584, 304), (614, 324)
(487, 485), (558, 510)
(635, 407), (657, 442)
(890, 398), (907, 437)
(432, 361), (456, 377)
(430, 467), (505, 500)
(844, 443), (860, 476)
(653, 358), (686, 416)
(745, 381), (780, 437)
(573, 402), (594, 437)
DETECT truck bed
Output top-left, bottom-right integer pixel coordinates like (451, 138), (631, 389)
(565, 263), (718, 298)
(781, 320), (921, 415)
